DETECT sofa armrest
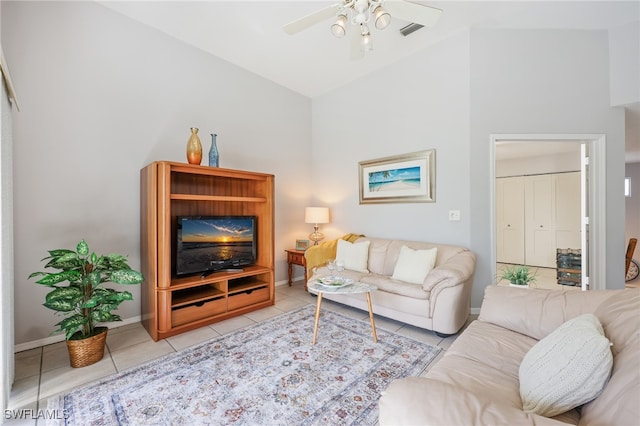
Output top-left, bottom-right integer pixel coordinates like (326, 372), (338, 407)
(380, 377), (565, 426)
(422, 249), (476, 292)
(478, 285), (615, 340)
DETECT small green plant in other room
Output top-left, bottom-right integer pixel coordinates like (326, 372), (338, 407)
(500, 265), (537, 287)
(29, 239), (144, 367)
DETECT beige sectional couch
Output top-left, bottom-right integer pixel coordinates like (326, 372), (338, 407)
(379, 285), (640, 425)
(306, 236), (476, 336)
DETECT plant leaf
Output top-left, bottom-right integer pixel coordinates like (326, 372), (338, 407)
(110, 269), (144, 285)
(28, 271), (46, 279)
(92, 309), (122, 322)
(80, 298), (98, 309)
(77, 240), (89, 256)
(45, 251), (82, 270)
(86, 271), (101, 287)
(47, 249), (75, 258)
(35, 270), (82, 286)
(105, 253), (128, 263)
(105, 290), (133, 302)
(55, 315), (87, 340)
(44, 286), (82, 311)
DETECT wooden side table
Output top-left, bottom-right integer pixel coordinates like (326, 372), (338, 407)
(285, 249), (307, 290)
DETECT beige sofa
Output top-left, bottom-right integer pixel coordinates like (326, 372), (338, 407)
(379, 285), (640, 425)
(306, 237), (476, 336)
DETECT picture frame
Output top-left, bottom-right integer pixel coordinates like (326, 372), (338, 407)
(359, 150), (435, 204)
(296, 239), (310, 251)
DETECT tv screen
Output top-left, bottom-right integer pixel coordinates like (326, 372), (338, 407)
(175, 215), (257, 276)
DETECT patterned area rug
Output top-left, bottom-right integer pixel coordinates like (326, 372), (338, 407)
(47, 305), (441, 425)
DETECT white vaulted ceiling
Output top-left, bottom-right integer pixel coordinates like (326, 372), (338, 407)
(99, 0), (639, 98)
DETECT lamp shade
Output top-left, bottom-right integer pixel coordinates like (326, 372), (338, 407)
(305, 207), (329, 224)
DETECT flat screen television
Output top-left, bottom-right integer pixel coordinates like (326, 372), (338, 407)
(175, 215), (257, 276)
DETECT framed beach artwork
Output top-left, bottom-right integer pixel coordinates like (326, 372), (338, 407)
(358, 150), (435, 204)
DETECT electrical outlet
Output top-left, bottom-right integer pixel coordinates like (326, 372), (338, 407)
(449, 210), (461, 221)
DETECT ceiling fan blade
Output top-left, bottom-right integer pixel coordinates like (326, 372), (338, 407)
(384, 0), (442, 27)
(283, 4), (340, 35)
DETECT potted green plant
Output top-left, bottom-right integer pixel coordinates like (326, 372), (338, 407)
(29, 239), (144, 367)
(500, 265), (537, 287)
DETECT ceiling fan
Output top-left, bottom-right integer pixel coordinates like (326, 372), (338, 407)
(283, 0), (442, 59)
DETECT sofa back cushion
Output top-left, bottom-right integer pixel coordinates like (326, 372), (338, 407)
(578, 289), (640, 425)
(478, 286), (616, 341)
(362, 238), (391, 276)
(358, 237), (466, 277)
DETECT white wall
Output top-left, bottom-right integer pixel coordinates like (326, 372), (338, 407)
(470, 29), (626, 306)
(312, 32), (471, 246)
(314, 28), (626, 310)
(609, 22), (640, 107)
(626, 162), (640, 251)
(1, 20), (16, 418)
(3, 1), (312, 345)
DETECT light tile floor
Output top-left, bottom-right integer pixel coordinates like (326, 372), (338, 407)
(7, 281), (474, 425)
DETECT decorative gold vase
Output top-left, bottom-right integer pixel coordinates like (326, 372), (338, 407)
(186, 127), (203, 165)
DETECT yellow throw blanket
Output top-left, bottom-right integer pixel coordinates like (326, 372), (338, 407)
(305, 233), (364, 278)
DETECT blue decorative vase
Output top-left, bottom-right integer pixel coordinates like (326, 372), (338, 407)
(208, 133), (219, 167)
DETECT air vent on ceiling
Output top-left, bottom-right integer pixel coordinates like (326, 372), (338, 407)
(400, 23), (424, 37)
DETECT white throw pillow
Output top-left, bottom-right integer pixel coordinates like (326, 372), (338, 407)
(335, 239), (370, 273)
(391, 246), (437, 284)
(519, 314), (613, 417)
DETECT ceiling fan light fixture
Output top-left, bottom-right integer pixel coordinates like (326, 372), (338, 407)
(373, 6), (391, 30)
(331, 14), (347, 38)
(361, 25), (373, 51)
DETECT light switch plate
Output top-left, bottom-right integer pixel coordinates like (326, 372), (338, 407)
(449, 210), (461, 221)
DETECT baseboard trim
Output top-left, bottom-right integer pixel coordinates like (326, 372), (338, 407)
(275, 275), (305, 287)
(14, 315), (143, 353)
(16, 277), (307, 352)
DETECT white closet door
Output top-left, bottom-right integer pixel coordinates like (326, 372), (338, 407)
(525, 175), (556, 267)
(555, 172), (581, 250)
(496, 177), (525, 264)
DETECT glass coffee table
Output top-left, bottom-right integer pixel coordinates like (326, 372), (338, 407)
(307, 276), (378, 345)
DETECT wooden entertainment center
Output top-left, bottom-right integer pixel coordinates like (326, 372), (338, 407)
(140, 161), (274, 341)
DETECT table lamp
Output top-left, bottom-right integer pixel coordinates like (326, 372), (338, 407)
(305, 207), (330, 245)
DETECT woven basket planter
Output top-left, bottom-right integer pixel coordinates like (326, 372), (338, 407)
(66, 327), (108, 368)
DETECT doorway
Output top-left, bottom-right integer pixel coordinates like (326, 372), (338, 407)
(490, 134), (607, 291)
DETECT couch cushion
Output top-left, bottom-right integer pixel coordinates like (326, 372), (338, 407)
(426, 320), (536, 408)
(359, 275), (430, 299)
(391, 245), (437, 284)
(360, 238), (390, 276)
(579, 289), (640, 426)
(355, 237), (468, 276)
(519, 314), (613, 417)
(335, 239), (370, 273)
(478, 286), (614, 341)
(424, 320), (580, 424)
(380, 377), (575, 426)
